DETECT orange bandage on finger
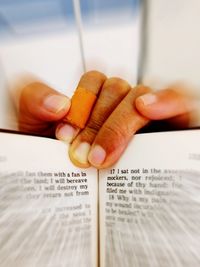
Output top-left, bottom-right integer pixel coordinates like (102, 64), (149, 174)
(64, 87), (97, 129)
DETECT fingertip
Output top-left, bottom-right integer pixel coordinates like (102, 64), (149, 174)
(37, 94), (71, 121)
(135, 96), (144, 111)
(135, 89), (193, 120)
(136, 93), (158, 107)
(20, 81), (71, 121)
(68, 141), (91, 168)
(56, 123), (79, 143)
(88, 141), (127, 169)
(135, 93), (156, 119)
(88, 145), (106, 168)
(43, 94), (71, 114)
(135, 92), (169, 120)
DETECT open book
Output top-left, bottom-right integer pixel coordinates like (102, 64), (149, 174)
(0, 129), (200, 267)
(1, 0), (200, 266)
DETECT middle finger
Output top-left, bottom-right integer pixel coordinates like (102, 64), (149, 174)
(69, 77), (131, 167)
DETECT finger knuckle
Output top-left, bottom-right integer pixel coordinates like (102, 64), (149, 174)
(80, 122), (101, 143)
(82, 70), (106, 81)
(103, 119), (127, 145)
(80, 126), (97, 141)
(87, 119), (103, 133)
(103, 77), (130, 95)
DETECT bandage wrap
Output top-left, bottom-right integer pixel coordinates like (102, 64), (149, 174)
(64, 87), (97, 129)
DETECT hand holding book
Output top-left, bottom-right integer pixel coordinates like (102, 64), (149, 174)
(3, 71), (200, 267)
(18, 71), (199, 169)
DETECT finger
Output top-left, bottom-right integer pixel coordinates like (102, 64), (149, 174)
(88, 85), (152, 169)
(135, 88), (196, 120)
(19, 82), (70, 134)
(55, 70), (106, 142)
(19, 82), (70, 122)
(165, 113), (191, 129)
(69, 77), (131, 167)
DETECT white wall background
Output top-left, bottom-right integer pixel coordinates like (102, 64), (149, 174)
(0, 0), (140, 130)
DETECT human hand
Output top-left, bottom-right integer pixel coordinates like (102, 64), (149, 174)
(19, 81), (71, 137)
(56, 72), (151, 169)
(64, 81), (200, 169)
(135, 85), (200, 130)
(18, 72), (200, 169)
(18, 71), (151, 169)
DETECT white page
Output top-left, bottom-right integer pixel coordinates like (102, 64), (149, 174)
(100, 130), (200, 267)
(0, 132), (98, 267)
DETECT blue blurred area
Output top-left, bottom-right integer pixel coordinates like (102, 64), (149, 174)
(0, 0), (74, 36)
(0, 0), (139, 36)
(80, 0), (140, 25)
(81, 0), (139, 16)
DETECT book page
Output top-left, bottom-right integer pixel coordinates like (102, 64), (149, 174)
(99, 130), (200, 267)
(0, 132), (98, 267)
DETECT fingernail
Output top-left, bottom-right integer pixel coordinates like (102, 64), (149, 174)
(43, 94), (70, 113)
(88, 145), (106, 166)
(138, 93), (158, 106)
(56, 124), (78, 143)
(73, 142), (91, 164)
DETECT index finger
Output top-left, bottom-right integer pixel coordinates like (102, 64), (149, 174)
(64, 70), (106, 129)
(56, 71), (106, 141)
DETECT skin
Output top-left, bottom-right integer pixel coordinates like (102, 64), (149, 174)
(19, 81), (71, 136)
(18, 71), (199, 169)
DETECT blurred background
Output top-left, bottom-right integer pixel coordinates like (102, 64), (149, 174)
(0, 0), (200, 131)
(0, 0), (140, 130)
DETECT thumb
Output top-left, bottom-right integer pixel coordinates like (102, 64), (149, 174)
(135, 88), (195, 120)
(19, 81), (70, 134)
(19, 81), (70, 122)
